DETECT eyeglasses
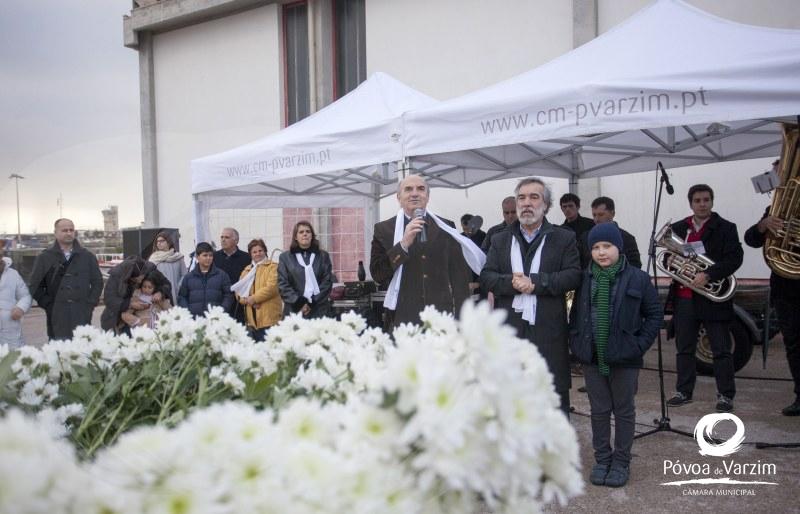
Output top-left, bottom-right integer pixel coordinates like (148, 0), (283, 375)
(503, 211), (516, 215)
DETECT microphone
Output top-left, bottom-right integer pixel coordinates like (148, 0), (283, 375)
(413, 208), (427, 243)
(658, 161), (674, 195)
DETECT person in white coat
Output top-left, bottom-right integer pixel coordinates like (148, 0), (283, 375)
(0, 256), (32, 348)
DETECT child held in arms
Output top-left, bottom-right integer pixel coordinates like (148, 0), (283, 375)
(121, 271), (172, 329)
(569, 223), (662, 488)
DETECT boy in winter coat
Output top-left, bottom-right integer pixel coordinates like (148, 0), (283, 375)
(569, 223), (662, 488)
(178, 243), (234, 317)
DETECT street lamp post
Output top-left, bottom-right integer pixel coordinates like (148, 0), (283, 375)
(9, 173), (24, 246)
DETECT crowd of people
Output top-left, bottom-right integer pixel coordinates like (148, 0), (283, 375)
(2, 172), (797, 489)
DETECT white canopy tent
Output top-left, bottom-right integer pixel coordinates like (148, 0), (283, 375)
(190, 72), (437, 243)
(402, 0), (800, 189)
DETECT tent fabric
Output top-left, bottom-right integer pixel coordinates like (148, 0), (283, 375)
(403, 0), (800, 185)
(190, 72), (436, 196)
(190, 72), (436, 244)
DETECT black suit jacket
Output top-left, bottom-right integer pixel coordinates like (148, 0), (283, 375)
(370, 214), (473, 327)
(480, 219), (582, 392)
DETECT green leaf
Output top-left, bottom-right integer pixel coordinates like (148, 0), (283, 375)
(0, 350), (20, 403)
(243, 372), (278, 403)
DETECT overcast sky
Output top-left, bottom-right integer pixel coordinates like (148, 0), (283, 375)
(0, 0), (142, 234)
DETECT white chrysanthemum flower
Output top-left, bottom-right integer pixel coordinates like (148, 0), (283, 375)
(0, 409), (82, 513)
(276, 398), (337, 445)
(339, 311), (367, 334)
(19, 376), (49, 406)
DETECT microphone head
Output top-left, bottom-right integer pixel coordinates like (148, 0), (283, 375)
(413, 208), (426, 219)
(666, 184), (675, 195)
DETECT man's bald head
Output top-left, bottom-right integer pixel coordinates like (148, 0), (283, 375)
(397, 175), (430, 217)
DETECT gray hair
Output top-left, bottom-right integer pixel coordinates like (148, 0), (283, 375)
(221, 227), (240, 242)
(514, 177), (553, 212)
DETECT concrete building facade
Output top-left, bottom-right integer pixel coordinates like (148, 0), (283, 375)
(123, 0), (800, 279)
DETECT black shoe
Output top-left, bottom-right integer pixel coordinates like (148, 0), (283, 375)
(667, 392), (692, 406)
(590, 463), (610, 486)
(604, 464), (630, 487)
(781, 400), (800, 416)
(716, 394), (734, 413)
(578, 386), (587, 393)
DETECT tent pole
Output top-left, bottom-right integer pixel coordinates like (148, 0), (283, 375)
(569, 174), (579, 194)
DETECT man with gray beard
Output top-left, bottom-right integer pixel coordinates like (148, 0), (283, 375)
(480, 178), (582, 415)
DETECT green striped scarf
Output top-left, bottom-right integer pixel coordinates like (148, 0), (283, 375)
(591, 259), (623, 376)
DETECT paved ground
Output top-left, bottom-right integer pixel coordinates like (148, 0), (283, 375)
(21, 308), (800, 513)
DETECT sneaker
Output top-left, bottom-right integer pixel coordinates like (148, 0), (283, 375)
(716, 394), (734, 413)
(590, 463), (610, 486)
(781, 400), (800, 416)
(604, 464), (630, 487)
(667, 392), (692, 406)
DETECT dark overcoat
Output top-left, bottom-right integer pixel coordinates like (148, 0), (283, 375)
(28, 241), (103, 339)
(569, 259), (663, 368)
(666, 213), (743, 320)
(100, 258), (172, 331)
(480, 219), (582, 393)
(277, 249), (333, 318)
(370, 214), (473, 327)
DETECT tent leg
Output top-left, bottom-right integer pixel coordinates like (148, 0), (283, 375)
(569, 174), (579, 194)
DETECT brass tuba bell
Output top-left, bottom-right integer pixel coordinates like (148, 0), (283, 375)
(655, 221), (737, 302)
(764, 124), (800, 279)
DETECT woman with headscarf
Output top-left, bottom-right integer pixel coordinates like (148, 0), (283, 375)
(147, 231), (186, 305)
(231, 239), (282, 341)
(101, 256), (171, 335)
(277, 221), (333, 319)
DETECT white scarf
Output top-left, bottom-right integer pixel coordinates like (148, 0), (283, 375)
(149, 249), (184, 264)
(511, 233), (546, 325)
(230, 259), (267, 298)
(295, 253), (320, 302)
(384, 209), (486, 310)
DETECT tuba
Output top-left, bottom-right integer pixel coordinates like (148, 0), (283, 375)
(764, 123), (800, 279)
(655, 221), (737, 302)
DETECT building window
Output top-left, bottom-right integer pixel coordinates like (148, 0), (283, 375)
(283, 1), (310, 125)
(333, 0), (366, 98)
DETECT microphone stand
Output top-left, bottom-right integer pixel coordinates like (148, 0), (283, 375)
(635, 165), (694, 441)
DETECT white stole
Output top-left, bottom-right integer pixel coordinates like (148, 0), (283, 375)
(383, 209), (486, 310)
(511, 233), (546, 325)
(296, 253), (320, 302)
(230, 259), (266, 298)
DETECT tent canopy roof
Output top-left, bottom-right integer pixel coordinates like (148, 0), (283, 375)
(403, 0), (800, 187)
(191, 72), (436, 197)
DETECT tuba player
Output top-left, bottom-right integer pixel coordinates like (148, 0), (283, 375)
(666, 184), (743, 412)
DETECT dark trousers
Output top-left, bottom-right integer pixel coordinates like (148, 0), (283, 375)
(558, 389), (570, 419)
(775, 298), (800, 400)
(583, 364), (639, 466)
(674, 297), (736, 399)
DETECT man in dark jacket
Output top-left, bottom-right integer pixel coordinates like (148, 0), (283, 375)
(560, 193), (594, 240)
(577, 197), (642, 270)
(666, 184), (743, 413)
(370, 175), (480, 327)
(180, 242), (234, 317)
(481, 196), (517, 253)
(745, 205), (800, 416)
(213, 227), (249, 323)
(28, 219), (103, 339)
(480, 178), (582, 415)
(100, 257), (172, 333)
